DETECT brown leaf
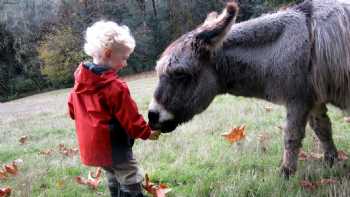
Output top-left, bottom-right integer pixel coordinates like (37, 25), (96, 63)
(19, 135), (28, 145)
(300, 178), (337, 191)
(298, 150), (308, 161)
(221, 125), (246, 144)
(0, 172), (7, 180)
(338, 150), (348, 161)
(264, 106), (273, 112)
(316, 178), (337, 186)
(143, 174), (171, 197)
(58, 144), (79, 157)
(39, 149), (53, 156)
(0, 187), (11, 197)
(300, 180), (317, 191)
(298, 150), (322, 161)
(75, 168), (102, 190)
(4, 163), (17, 175)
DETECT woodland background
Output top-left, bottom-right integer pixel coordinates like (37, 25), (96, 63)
(0, 0), (299, 101)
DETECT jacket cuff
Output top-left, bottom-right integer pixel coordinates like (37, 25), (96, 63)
(139, 127), (151, 140)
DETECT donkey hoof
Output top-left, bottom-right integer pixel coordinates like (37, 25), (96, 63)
(280, 166), (296, 179)
(324, 151), (338, 167)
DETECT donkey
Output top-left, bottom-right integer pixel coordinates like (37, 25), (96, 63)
(148, 0), (350, 177)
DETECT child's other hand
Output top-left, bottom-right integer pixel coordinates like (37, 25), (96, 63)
(149, 130), (161, 140)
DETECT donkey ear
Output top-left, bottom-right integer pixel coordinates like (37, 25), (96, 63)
(195, 1), (239, 50)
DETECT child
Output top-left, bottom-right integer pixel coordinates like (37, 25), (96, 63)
(67, 20), (160, 197)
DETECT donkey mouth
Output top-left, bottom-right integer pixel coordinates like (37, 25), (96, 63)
(149, 120), (178, 133)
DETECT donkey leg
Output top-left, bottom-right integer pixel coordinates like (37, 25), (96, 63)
(308, 104), (338, 166)
(281, 104), (310, 178)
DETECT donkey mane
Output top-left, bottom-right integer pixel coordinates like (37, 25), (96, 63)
(311, 0), (350, 108)
(217, 0), (350, 109)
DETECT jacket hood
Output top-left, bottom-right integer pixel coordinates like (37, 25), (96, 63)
(73, 62), (118, 94)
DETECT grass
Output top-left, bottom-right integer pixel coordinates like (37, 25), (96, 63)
(1, 73), (350, 196)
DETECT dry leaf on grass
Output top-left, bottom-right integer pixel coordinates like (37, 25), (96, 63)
(337, 150), (349, 161)
(0, 170), (8, 180)
(0, 187), (11, 197)
(75, 168), (102, 190)
(19, 136), (28, 145)
(38, 149), (54, 156)
(58, 144), (79, 157)
(299, 150), (348, 161)
(300, 178), (337, 191)
(264, 106), (273, 112)
(143, 174), (171, 197)
(221, 125), (246, 144)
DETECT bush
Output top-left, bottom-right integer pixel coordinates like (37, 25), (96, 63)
(38, 27), (87, 88)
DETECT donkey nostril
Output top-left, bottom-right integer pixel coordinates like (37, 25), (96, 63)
(148, 111), (160, 124)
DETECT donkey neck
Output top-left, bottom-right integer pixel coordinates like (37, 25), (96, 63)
(212, 8), (311, 103)
(213, 49), (267, 99)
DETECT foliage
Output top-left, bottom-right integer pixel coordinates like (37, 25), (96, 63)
(0, 0), (298, 101)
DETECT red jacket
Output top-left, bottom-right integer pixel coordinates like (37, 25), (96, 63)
(67, 62), (151, 167)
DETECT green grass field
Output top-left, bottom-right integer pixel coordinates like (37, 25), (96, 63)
(1, 73), (350, 197)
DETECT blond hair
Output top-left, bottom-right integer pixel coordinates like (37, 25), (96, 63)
(83, 20), (136, 57)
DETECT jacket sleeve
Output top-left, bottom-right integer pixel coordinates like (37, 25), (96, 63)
(106, 82), (151, 140)
(67, 92), (75, 120)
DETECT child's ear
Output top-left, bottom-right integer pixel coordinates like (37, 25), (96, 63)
(104, 48), (112, 58)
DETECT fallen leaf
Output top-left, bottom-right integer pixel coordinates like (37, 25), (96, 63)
(316, 178), (337, 186)
(0, 170), (8, 180)
(0, 187), (11, 197)
(56, 179), (65, 189)
(89, 168), (102, 179)
(75, 168), (101, 190)
(300, 178), (337, 191)
(264, 106), (273, 112)
(298, 150), (322, 161)
(338, 150), (348, 161)
(344, 117), (350, 123)
(221, 125), (246, 144)
(19, 135), (28, 145)
(58, 144), (79, 157)
(39, 149), (53, 156)
(143, 174), (171, 197)
(300, 180), (317, 191)
(298, 150), (308, 161)
(4, 163), (17, 175)
(309, 152), (323, 160)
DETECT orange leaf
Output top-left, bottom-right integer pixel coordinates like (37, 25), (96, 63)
(75, 168), (101, 190)
(300, 180), (317, 191)
(4, 164), (17, 175)
(143, 174), (171, 197)
(298, 150), (322, 161)
(316, 178), (337, 186)
(221, 125), (246, 144)
(0, 187), (11, 197)
(19, 136), (28, 145)
(298, 150), (308, 161)
(338, 150), (348, 161)
(39, 149), (53, 156)
(58, 144), (79, 157)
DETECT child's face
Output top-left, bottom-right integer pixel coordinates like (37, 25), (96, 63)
(103, 46), (132, 71)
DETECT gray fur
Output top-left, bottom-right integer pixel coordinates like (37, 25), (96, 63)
(149, 0), (350, 177)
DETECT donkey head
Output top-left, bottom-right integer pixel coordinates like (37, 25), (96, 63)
(148, 2), (239, 133)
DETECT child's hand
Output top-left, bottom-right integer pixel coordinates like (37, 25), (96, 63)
(149, 130), (161, 140)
